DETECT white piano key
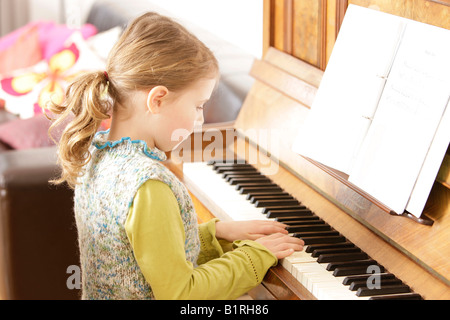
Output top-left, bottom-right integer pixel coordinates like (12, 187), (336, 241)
(281, 249), (316, 270)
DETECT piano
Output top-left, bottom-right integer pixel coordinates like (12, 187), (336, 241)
(165, 47), (450, 300)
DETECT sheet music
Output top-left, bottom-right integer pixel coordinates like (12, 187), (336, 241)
(406, 98), (450, 216)
(348, 22), (450, 215)
(292, 5), (450, 217)
(292, 5), (406, 174)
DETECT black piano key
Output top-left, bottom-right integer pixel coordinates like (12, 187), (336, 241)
(263, 206), (308, 214)
(213, 163), (251, 169)
(298, 235), (346, 245)
(223, 171), (262, 179)
(293, 231), (340, 238)
(342, 273), (396, 286)
(356, 284), (411, 297)
(369, 293), (422, 300)
(287, 224), (331, 233)
(245, 191), (289, 198)
(223, 171), (264, 176)
(216, 167), (258, 173)
(228, 174), (269, 180)
(333, 265), (385, 277)
(266, 210), (314, 218)
(283, 220), (327, 226)
(305, 242), (355, 254)
(275, 216), (321, 223)
(284, 219), (325, 225)
(229, 177), (272, 185)
(239, 186), (284, 194)
(317, 252), (369, 263)
(237, 182), (280, 189)
(349, 278), (402, 291)
(236, 182), (278, 188)
(249, 194), (294, 203)
(246, 191), (290, 197)
(327, 259), (381, 272)
(251, 196), (295, 204)
(255, 199), (300, 208)
(225, 173), (262, 180)
(311, 247), (361, 258)
(247, 192), (290, 200)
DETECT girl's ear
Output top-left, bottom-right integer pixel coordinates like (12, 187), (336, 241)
(146, 86), (169, 114)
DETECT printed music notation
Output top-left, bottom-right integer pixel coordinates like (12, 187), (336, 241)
(292, 5), (450, 217)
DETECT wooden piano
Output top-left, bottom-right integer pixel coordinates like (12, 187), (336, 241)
(164, 45), (450, 300)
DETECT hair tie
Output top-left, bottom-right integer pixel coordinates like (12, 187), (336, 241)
(103, 71), (109, 82)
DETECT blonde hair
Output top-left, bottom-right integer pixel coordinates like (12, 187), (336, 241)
(49, 12), (218, 189)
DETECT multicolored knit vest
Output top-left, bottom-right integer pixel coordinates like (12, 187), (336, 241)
(74, 130), (200, 300)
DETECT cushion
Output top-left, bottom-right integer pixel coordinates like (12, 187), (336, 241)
(0, 25), (43, 75)
(0, 32), (106, 119)
(0, 113), (61, 149)
(0, 21), (97, 62)
(0, 111), (110, 150)
(0, 109), (17, 125)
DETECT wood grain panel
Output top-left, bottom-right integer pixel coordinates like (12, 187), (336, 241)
(250, 59), (318, 108)
(292, 0), (327, 69)
(263, 0), (275, 54)
(273, 0), (292, 53)
(349, 0), (450, 29)
(265, 0), (449, 69)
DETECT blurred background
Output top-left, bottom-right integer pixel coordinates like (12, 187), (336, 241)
(0, 0), (264, 58)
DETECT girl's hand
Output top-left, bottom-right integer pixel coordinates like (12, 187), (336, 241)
(255, 233), (305, 259)
(215, 220), (289, 243)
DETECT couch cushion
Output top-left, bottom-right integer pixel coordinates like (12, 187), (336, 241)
(0, 109), (17, 125)
(0, 32), (105, 119)
(0, 25), (43, 75)
(0, 113), (58, 150)
(0, 21), (97, 62)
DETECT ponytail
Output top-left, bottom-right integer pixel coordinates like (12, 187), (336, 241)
(48, 71), (112, 189)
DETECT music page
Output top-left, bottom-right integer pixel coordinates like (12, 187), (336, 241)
(348, 22), (450, 215)
(406, 98), (450, 217)
(291, 5), (406, 174)
(292, 5), (450, 216)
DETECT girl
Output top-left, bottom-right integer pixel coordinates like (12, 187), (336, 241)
(49, 12), (304, 300)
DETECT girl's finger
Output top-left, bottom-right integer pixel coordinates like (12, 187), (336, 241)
(275, 248), (295, 259)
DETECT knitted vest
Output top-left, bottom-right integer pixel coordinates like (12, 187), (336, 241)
(74, 131), (200, 300)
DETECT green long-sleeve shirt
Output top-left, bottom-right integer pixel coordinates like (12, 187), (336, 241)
(125, 179), (278, 300)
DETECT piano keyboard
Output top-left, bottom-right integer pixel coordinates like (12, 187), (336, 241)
(183, 161), (423, 300)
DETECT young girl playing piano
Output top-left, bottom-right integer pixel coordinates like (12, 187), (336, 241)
(48, 12), (304, 300)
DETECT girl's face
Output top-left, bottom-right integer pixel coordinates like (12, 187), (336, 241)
(150, 77), (218, 152)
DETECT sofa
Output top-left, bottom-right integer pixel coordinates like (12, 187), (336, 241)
(0, 0), (254, 299)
